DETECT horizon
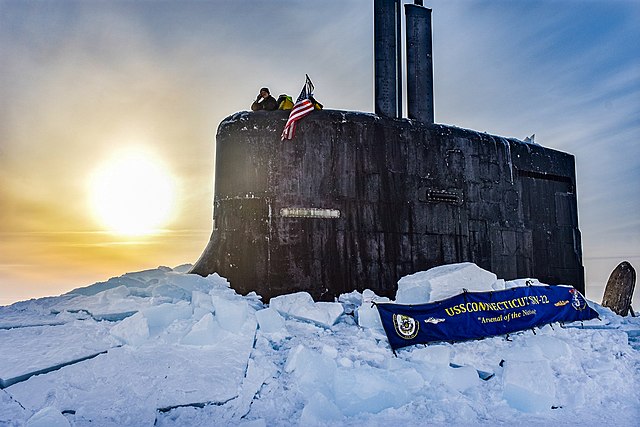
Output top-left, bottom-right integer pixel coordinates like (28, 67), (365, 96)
(1, 0), (638, 306)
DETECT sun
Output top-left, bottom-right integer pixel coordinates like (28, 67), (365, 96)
(89, 148), (177, 236)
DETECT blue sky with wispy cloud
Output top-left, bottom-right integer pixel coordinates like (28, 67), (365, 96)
(0, 0), (638, 304)
(430, 1), (639, 297)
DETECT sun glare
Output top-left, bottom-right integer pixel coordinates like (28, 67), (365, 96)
(89, 149), (176, 236)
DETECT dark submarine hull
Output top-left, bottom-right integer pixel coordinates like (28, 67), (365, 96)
(191, 109), (584, 301)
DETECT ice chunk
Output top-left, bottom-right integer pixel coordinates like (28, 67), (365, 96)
(555, 375), (587, 408)
(333, 365), (414, 415)
(270, 292), (315, 313)
(396, 263), (498, 304)
(408, 345), (451, 382)
(409, 346), (477, 390)
(410, 344), (451, 366)
(395, 275), (431, 304)
(1, 389), (28, 425)
(502, 360), (555, 412)
(10, 319), (258, 426)
(530, 335), (572, 360)
(52, 283), (146, 320)
(102, 285), (131, 300)
(356, 289), (389, 330)
(110, 312), (149, 346)
(141, 302), (192, 335)
(233, 357), (278, 419)
(213, 296), (249, 333)
(337, 357), (353, 368)
(0, 322), (116, 387)
(501, 344), (544, 362)
(492, 279), (506, 291)
(285, 345), (336, 398)
(150, 283), (190, 301)
(172, 263), (193, 273)
(129, 270), (232, 305)
(386, 359), (425, 392)
(192, 307), (211, 321)
(65, 267), (171, 296)
(315, 302), (344, 326)
(181, 313), (220, 345)
(63, 268), (230, 306)
(270, 292), (343, 328)
(243, 291), (264, 309)
(204, 272), (233, 290)
(284, 344), (305, 373)
(299, 392), (343, 426)
(26, 406), (70, 427)
(162, 272), (209, 293)
(191, 290), (214, 311)
(338, 290), (362, 307)
(438, 364), (481, 392)
(255, 307), (285, 333)
(356, 303), (383, 329)
(337, 290), (362, 315)
(321, 344), (339, 359)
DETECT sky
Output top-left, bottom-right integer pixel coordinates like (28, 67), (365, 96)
(0, 0), (638, 306)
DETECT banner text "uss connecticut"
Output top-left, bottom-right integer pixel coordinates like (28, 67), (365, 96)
(444, 294), (550, 317)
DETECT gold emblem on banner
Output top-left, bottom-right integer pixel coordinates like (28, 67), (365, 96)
(393, 314), (419, 339)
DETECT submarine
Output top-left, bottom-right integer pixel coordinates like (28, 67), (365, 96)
(190, 0), (584, 301)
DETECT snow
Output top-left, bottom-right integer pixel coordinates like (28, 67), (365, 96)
(502, 359), (556, 412)
(25, 406), (70, 427)
(0, 262), (639, 426)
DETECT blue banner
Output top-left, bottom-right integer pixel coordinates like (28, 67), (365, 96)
(376, 285), (598, 351)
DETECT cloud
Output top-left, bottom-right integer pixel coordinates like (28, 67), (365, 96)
(432, 1), (640, 253)
(0, 0), (637, 303)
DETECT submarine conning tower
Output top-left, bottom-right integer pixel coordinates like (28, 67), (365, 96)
(190, 1), (584, 301)
(190, 110), (584, 301)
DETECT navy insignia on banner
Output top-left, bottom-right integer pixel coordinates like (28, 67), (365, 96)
(570, 288), (588, 311)
(393, 314), (419, 339)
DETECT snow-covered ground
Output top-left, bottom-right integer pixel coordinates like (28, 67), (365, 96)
(1, 263), (638, 426)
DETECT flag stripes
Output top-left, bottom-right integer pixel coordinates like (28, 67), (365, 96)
(281, 74), (316, 140)
(281, 98), (314, 140)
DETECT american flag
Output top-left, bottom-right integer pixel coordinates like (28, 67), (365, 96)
(281, 74), (316, 140)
